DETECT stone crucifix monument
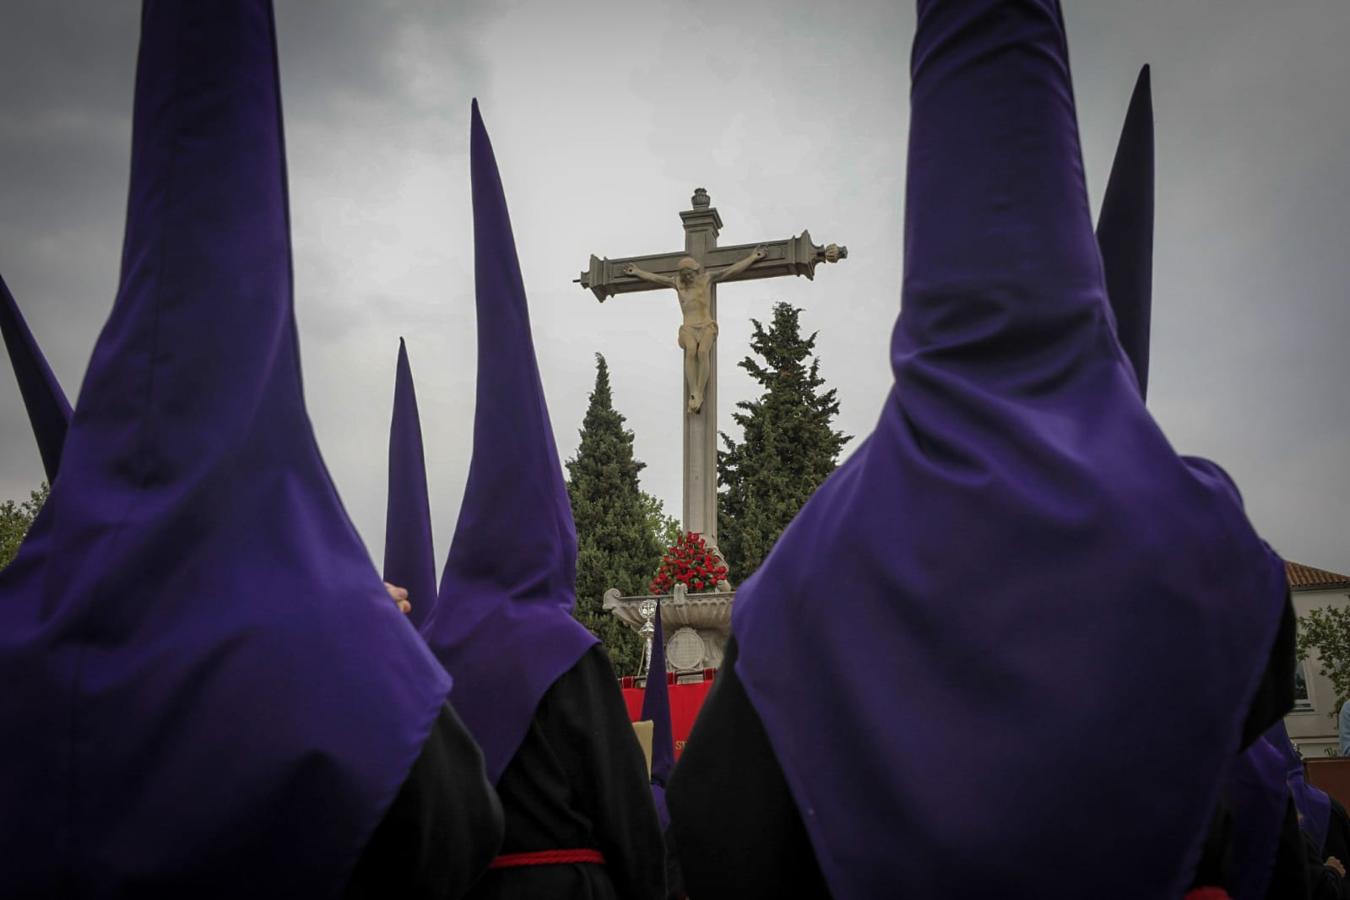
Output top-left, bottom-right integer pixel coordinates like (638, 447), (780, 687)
(584, 188), (846, 674)
(578, 187), (846, 554)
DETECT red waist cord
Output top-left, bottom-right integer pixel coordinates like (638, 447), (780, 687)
(488, 849), (607, 870)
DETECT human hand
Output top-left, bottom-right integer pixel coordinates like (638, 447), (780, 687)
(752, 244), (767, 259)
(623, 263), (637, 275)
(1327, 856), (1346, 878)
(384, 582), (412, 615)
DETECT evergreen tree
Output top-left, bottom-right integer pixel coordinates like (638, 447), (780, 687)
(641, 490), (682, 550)
(567, 354), (665, 675)
(719, 303), (849, 582)
(0, 482), (49, 572)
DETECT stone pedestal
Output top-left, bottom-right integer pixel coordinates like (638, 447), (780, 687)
(604, 583), (733, 673)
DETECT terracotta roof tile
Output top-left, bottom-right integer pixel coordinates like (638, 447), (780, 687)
(1286, 560), (1350, 592)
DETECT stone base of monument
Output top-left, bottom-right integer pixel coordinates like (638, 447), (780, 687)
(603, 582), (733, 674)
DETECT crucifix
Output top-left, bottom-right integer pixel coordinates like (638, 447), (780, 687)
(577, 188), (846, 561)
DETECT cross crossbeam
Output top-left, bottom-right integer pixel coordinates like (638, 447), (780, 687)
(577, 232), (846, 303)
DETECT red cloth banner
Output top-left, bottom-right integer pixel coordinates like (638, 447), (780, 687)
(621, 673), (715, 759)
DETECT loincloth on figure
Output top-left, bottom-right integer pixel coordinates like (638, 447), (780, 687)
(677, 320), (718, 350)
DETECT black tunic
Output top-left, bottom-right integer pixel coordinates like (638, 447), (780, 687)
(1306, 828), (1348, 900)
(466, 644), (666, 900)
(1190, 800), (1234, 892)
(346, 703), (505, 899)
(1266, 797), (1312, 900)
(1323, 800), (1350, 869)
(666, 637), (829, 900)
(1189, 597), (1300, 893)
(1304, 800), (1350, 900)
(675, 597), (1299, 899)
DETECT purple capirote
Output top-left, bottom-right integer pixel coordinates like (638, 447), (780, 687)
(1096, 64), (1154, 399)
(384, 337), (440, 631)
(1227, 734), (1293, 900)
(0, 2), (452, 894)
(0, 272), (72, 482)
(424, 100), (598, 785)
(1267, 720), (1332, 852)
(727, 3), (1287, 897)
(641, 597), (676, 828)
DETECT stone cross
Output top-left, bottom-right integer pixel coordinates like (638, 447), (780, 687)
(578, 188), (846, 557)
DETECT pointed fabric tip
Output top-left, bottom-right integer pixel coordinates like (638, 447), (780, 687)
(0, 2), (450, 893)
(384, 339), (439, 630)
(0, 274), (71, 482)
(725, 3), (1286, 897)
(641, 599), (676, 790)
(1096, 64), (1155, 398)
(425, 104), (596, 784)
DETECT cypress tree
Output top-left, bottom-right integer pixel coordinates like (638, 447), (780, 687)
(719, 303), (849, 581)
(567, 354), (665, 675)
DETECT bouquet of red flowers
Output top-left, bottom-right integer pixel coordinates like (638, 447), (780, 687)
(649, 532), (729, 595)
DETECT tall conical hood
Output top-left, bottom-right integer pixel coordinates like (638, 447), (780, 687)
(0, 2), (452, 894)
(426, 101), (597, 784)
(1266, 720), (1331, 851)
(384, 338), (438, 630)
(641, 601), (675, 787)
(0, 273), (71, 481)
(641, 599), (676, 830)
(722, 2), (1286, 897)
(1226, 736), (1291, 900)
(1096, 65), (1155, 398)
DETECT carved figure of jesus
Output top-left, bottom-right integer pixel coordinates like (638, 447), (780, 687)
(624, 245), (767, 413)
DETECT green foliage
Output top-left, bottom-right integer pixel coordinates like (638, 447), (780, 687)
(1297, 606), (1350, 717)
(567, 354), (665, 675)
(0, 482), (50, 571)
(641, 491), (682, 550)
(718, 303), (849, 582)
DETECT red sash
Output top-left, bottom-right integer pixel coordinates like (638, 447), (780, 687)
(488, 849), (607, 870)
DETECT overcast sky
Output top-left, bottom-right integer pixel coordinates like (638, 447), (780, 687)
(1, 2), (1347, 576)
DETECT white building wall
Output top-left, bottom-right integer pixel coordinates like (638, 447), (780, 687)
(1286, 586), (1350, 758)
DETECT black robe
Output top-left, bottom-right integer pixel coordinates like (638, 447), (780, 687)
(466, 644), (666, 900)
(1303, 799), (1350, 900)
(346, 703), (505, 899)
(1306, 829), (1347, 900)
(666, 636), (829, 899)
(1188, 598), (1301, 894)
(1266, 797), (1312, 900)
(1323, 800), (1350, 870)
(672, 598), (1298, 899)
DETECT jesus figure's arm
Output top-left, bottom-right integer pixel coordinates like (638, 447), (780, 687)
(709, 245), (767, 283)
(622, 263), (676, 287)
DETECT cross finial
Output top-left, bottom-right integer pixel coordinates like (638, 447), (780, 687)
(691, 187), (710, 209)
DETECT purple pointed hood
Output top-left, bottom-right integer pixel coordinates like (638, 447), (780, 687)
(384, 338), (439, 630)
(725, 3), (1287, 897)
(1096, 65), (1155, 398)
(425, 101), (597, 784)
(0, 2), (451, 894)
(1267, 720), (1332, 850)
(0, 273), (72, 481)
(1227, 735), (1292, 900)
(642, 600), (676, 787)
(641, 599), (676, 829)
